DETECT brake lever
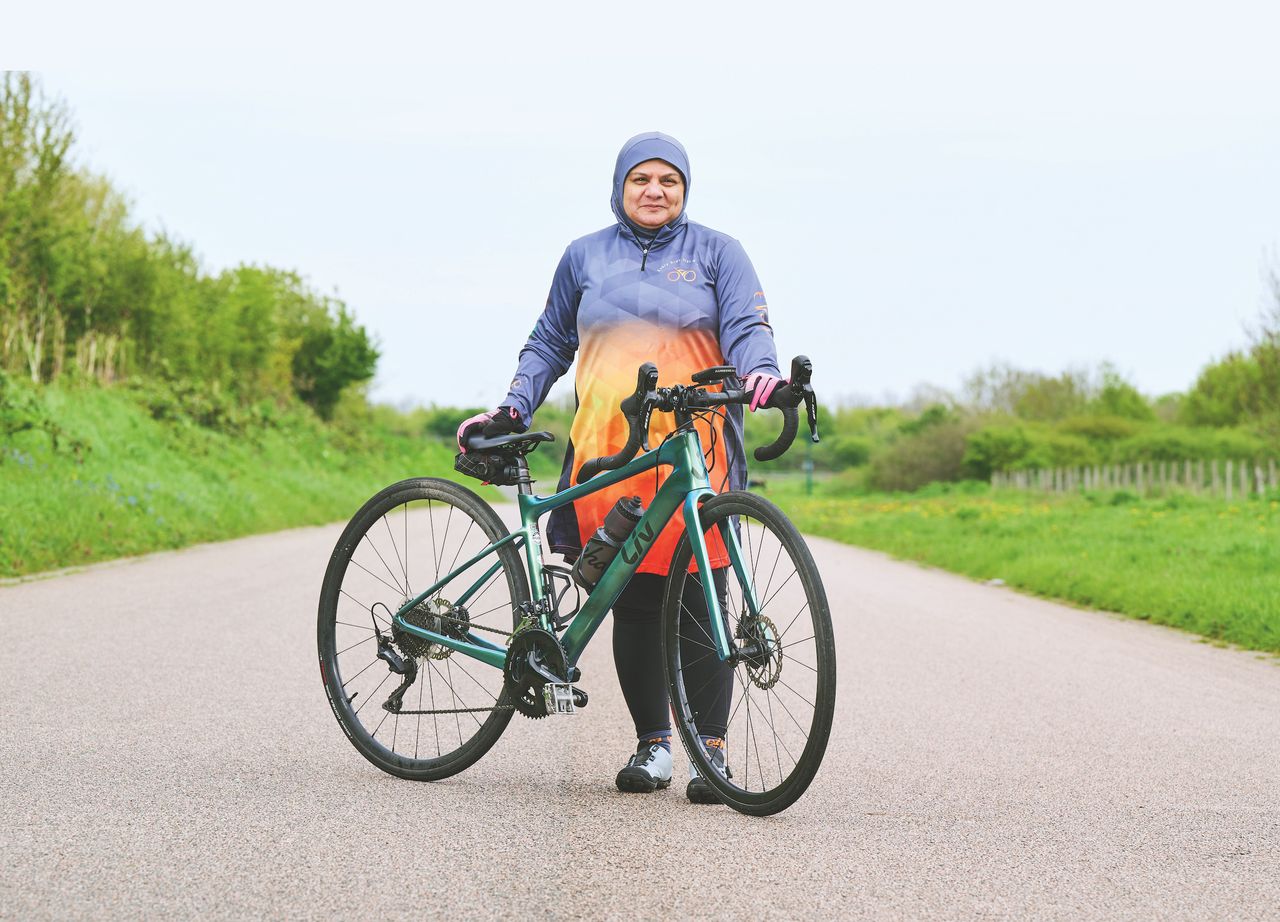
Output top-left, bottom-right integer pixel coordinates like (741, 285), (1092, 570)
(804, 391), (820, 443)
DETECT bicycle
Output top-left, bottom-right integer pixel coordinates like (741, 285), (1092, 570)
(317, 357), (835, 816)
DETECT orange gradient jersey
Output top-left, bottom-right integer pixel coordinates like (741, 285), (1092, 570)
(501, 219), (779, 576)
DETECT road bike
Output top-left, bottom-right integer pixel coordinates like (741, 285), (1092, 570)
(317, 358), (835, 815)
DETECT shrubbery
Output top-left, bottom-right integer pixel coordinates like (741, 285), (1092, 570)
(0, 74), (377, 419)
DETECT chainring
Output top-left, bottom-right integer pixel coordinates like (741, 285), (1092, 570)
(503, 627), (568, 719)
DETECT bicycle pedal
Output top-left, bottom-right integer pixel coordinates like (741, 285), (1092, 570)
(543, 683), (577, 715)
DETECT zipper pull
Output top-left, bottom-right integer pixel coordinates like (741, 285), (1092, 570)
(640, 243), (650, 271)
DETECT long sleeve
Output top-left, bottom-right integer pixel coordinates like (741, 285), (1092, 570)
(501, 246), (581, 425)
(714, 239), (781, 378)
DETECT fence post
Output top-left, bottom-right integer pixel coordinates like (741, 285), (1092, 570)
(1226, 460), (1233, 501)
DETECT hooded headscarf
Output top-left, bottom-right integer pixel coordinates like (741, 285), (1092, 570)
(609, 131), (690, 239)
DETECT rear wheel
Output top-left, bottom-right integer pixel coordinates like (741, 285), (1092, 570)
(663, 491), (836, 815)
(317, 477), (528, 780)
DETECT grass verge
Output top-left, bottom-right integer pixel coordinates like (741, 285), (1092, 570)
(773, 482), (1280, 655)
(0, 382), (467, 578)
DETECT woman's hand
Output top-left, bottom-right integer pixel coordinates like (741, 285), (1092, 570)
(456, 406), (525, 452)
(742, 372), (785, 412)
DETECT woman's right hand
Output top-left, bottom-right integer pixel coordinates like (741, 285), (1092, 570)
(456, 406), (525, 452)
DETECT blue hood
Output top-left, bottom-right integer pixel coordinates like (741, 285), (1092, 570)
(609, 131), (690, 240)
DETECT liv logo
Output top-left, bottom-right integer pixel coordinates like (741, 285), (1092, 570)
(620, 520), (659, 565)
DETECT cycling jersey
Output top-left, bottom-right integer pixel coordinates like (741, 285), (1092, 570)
(501, 132), (780, 574)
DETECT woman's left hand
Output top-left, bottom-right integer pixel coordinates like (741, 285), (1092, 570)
(743, 372), (785, 412)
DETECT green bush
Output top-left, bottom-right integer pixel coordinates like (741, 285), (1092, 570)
(1057, 415), (1140, 443)
(1180, 353), (1260, 427)
(1087, 373), (1154, 421)
(1111, 426), (1266, 462)
(867, 420), (974, 492)
(1023, 431), (1099, 469)
(961, 424), (1033, 479)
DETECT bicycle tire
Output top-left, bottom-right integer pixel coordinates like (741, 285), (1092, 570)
(318, 477), (528, 781)
(662, 491), (836, 816)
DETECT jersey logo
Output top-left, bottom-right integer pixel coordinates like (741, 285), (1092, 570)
(666, 268), (697, 282)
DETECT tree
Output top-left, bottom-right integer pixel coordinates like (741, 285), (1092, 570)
(291, 302), (380, 419)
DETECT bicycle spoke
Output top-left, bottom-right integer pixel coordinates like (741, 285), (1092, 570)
(335, 620), (375, 632)
(772, 674), (817, 711)
(361, 532), (406, 597)
(403, 502), (411, 595)
(779, 633), (814, 651)
(432, 660), (486, 732)
(759, 566), (799, 616)
(347, 556), (405, 598)
(759, 540), (785, 614)
(341, 656), (380, 688)
(445, 519), (477, 584)
(767, 691), (783, 783)
(339, 589), (391, 626)
(446, 656), (502, 704)
(336, 633), (376, 657)
(451, 657), (473, 739)
(437, 506), (455, 581)
(428, 498), (440, 582)
(382, 514), (409, 596)
(417, 660), (428, 760)
(768, 685), (811, 743)
(355, 670), (395, 717)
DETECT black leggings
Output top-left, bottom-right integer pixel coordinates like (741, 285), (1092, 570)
(611, 569), (732, 741)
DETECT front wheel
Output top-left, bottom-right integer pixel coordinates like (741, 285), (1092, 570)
(317, 477), (528, 781)
(662, 491), (836, 816)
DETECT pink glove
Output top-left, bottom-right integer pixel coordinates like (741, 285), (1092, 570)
(743, 372), (784, 412)
(457, 410), (497, 452)
(457, 406), (524, 452)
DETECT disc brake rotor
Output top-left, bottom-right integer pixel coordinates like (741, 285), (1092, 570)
(740, 614), (782, 690)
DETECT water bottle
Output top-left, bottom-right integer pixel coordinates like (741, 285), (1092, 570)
(571, 496), (646, 590)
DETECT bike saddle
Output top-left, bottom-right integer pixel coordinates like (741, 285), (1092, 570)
(465, 430), (555, 454)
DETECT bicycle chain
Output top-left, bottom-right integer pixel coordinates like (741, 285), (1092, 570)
(408, 603), (520, 638)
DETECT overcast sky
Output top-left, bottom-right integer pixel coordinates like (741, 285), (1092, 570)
(10, 0), (1280, 409)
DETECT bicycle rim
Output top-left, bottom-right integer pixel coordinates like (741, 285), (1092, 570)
(317, 478), (527, 781)
(664, 491), (836, 815)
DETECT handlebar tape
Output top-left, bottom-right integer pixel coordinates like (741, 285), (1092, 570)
(753, 355), (812, 462)
(753, 392), (800, 462)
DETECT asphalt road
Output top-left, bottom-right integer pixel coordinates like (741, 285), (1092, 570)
(2, 509), (1277, 920)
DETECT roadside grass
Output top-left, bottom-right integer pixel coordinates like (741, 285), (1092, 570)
(771, 481), (1280, 655)
(0, 384), (465, 578)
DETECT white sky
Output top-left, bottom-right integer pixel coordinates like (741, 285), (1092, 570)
(10, 0), (1280, 409)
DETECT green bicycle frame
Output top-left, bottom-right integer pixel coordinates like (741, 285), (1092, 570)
(388, 428), (762, 672)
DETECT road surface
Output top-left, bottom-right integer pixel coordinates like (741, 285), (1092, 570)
(2, 510), (1276, 920)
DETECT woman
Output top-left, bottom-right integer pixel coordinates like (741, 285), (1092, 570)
(458, 132), (783, 802)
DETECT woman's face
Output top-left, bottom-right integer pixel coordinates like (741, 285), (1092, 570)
(622, 159), (685, 229)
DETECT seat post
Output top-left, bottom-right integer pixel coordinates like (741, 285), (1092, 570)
(515, 456), (535, 495)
